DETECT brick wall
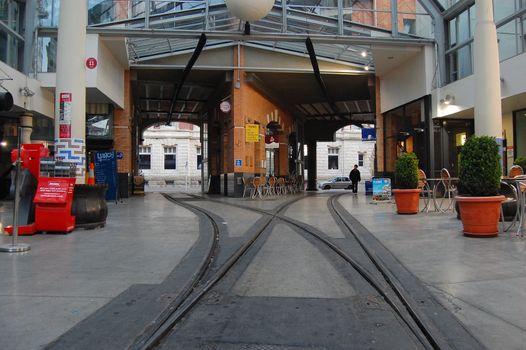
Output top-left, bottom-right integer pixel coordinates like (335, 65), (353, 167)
(230, 46), (295, 176)
(113, 70), (132, 174)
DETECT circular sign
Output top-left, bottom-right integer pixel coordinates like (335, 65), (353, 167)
(220, 101), (231, 113)
(86, 57), (98, 69)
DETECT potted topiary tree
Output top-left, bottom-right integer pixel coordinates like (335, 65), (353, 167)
(392, 152), (421, 214)
(514, 157), (526, 172)
(456, 136), (504, 237)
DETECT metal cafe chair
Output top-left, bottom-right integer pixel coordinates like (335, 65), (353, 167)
(499, 180), (519, 234)
(514, 177), (526, 237)
(509, 165), (524, 178)
(433, 168), (456, 212)
(418, 169), (433, 212)
(242, 176), (254, 198)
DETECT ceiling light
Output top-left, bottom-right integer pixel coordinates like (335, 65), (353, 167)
(0, 141), (7, 147)
(440, 94), (455, 105)
(361, 51), (367, 57)
(364, 65), (369, 71)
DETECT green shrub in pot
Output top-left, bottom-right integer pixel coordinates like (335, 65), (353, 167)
(513, 157), (526, 172)
(394, 152), (419, 189)
(458, 136), (501, 196)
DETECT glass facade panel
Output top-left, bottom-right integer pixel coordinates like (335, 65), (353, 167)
(498, 19), (521, 61)
(494, 0), (519, 23)
(37, 36), (57, 73)
(457, 10), (470, 43)
(0, 0), (23, 70)
(457, 44), (472, 79)
(38, 0), (60, 27)
(446, 2), (526, 83)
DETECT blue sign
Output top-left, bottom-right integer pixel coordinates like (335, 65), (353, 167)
(235, 159), (242, 167)
(117, 151), (124, 160)
(372, 178), (391, 201)
(94, 151), (118, 201)
(361, 128), (376, 141)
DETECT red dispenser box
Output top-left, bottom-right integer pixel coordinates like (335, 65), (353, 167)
(5, 144), (49, 235)
(33, 177), (76, 233)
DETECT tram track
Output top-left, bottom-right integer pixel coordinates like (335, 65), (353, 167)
(129, 193), (305, 350)
(133, 192), (480, 350)
(192, 194), (440, 350)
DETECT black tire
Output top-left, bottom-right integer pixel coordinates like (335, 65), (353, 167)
(323, 185), (331, 190)
(346, 185), (352, 190)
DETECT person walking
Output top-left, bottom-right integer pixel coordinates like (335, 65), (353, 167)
(349, 164), (361, 194)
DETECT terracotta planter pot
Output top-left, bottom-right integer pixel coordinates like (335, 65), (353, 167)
(456, 195), (505, 237)
(392, 189), (422, 214)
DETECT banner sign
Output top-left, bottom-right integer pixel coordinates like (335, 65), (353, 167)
(245, 124), (259, 142)
(372, 178), (391, 201)
(34, 178), (75, 204)
(59, 92), (72, 138)
(95, 151), (117, 201)
(361, 128), (376, 141)
(265, 135), (279, 149)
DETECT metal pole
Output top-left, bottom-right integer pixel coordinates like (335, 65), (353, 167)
(0, 126), (31, 253)
(145, 0), (150, 29)
(391, 0), (398, 37)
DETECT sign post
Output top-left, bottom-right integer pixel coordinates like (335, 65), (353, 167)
(0, 127), (32, 252)
(59, 92), (72, 138)
(94, 151), (118, 201)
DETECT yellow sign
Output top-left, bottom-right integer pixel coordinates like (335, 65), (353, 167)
(245, 124), (259, 142)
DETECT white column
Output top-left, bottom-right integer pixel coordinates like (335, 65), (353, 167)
(474, 0), (502, 138)
(54, 0), (87, 183)
(20, 113), (33, 144)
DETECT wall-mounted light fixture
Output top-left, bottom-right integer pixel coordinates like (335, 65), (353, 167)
(440, 94), (455, 105)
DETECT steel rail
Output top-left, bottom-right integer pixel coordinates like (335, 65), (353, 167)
(181, 193), (445, 349)
(328, 193), (446, 350)
(133, 194), (305, 350)
(128, 193), (220, 350)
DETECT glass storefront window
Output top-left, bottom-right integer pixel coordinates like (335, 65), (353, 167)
(383, 99), (428, 175)
(87, 114), (113, 138)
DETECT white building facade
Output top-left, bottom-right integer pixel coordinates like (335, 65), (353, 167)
(140, 122), (202, 190)
(316, 126), (376, 185)
(142, 124), (375, 191)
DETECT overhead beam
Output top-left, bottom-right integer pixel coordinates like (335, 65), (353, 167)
(167, 33), (207, 124)
(43, 28), (435, 46)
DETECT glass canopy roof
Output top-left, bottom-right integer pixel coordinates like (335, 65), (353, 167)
(82, 0), (438, 70)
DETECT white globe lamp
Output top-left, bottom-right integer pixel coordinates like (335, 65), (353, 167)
(225, 0), (275, 22)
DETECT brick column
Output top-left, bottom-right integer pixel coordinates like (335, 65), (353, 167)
(114, 70), (132, 174)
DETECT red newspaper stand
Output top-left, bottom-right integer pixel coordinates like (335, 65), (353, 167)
(33, 177), (76, 233)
